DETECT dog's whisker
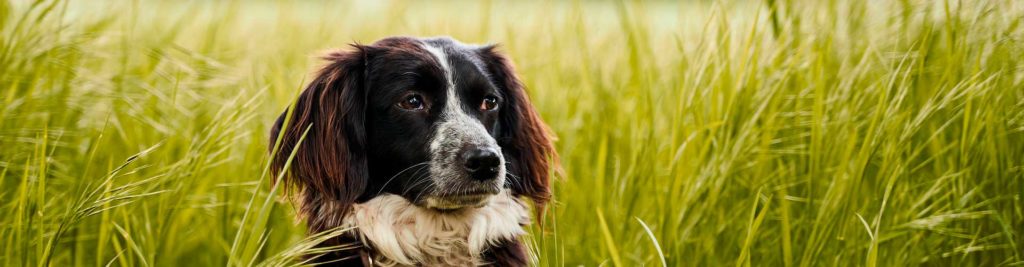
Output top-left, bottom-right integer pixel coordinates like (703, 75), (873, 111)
(505, 171), (526, 191)
(411, 184), (435, 205)
(374, 162), (430, 196)
(401, 170), (433, 196)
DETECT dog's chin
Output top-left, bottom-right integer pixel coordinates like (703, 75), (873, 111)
(422, 194), (495, 211)
(419, 183), (503, 211)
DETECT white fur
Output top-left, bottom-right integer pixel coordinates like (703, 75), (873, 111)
(343, 191), (529, 266)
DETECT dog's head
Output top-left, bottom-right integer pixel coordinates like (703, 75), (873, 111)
(270, 37), (557, 222)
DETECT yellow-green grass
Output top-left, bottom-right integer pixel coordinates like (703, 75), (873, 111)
(2, 0), (1022, 266)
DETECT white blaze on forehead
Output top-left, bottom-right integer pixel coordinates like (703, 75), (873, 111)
(420, 41), (464, 121)
(419, 40), (495, 137)
(420, 43), (455, 93)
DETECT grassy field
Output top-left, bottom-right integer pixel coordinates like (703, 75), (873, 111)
(2, 0), (1023, 266)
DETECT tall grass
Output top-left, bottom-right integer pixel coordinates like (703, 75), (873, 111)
(1, 0), (1022, 266)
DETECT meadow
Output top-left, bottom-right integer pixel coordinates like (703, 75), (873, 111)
(1, 0), (1023, 266)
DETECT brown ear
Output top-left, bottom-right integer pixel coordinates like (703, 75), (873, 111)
(479, 45), (560, 211)
(269, 46), (371, 233)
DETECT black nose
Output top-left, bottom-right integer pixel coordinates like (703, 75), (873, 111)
(463, 147), (501, 181)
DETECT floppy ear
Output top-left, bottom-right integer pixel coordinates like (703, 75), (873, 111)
(479, 45), (560, 211)
(269, 46), (371, 233)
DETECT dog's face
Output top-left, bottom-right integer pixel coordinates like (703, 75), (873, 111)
(363, 38), (510, 209)
(270, 37), (556, 219)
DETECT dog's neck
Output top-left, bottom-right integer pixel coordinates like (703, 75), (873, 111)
(342, 191), (529, 266)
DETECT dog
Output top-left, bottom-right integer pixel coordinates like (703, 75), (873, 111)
(269, 36), (558, 266)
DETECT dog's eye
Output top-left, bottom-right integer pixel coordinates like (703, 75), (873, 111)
(481, 95), (499, 111)
(398, 94), (426, 110)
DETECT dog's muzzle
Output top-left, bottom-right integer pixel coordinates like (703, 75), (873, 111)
(424, 117), (506, 211)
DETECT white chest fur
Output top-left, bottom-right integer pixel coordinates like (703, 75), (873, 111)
(342, 191), (529, 266)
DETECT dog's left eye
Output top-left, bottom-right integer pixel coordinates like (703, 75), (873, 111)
(398, 94), (426, 111)
(481, 95), (499, 111)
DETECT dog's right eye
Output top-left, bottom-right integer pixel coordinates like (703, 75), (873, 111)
(398, 94), (426, 110)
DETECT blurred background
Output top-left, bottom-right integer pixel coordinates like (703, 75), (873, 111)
(1, 0), (1022, 266)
